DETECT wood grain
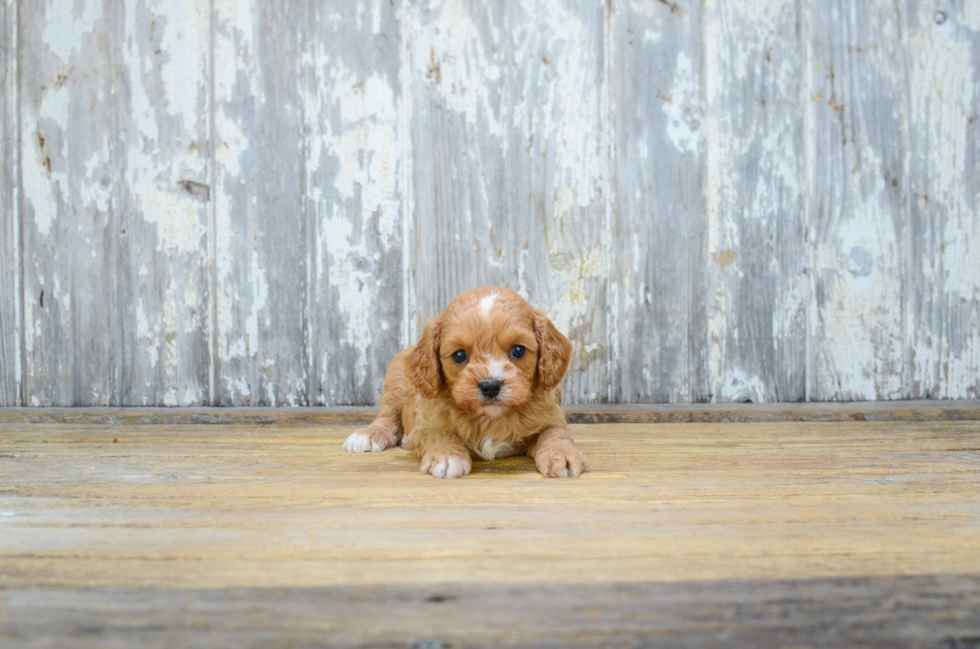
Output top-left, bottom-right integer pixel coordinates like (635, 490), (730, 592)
(808, 1), (907, 401)
(2, 399), (979, 425)
(304, 0), (407, 406)
(2, 420), (979, 588)
(18, 1), (211, 406)
(905, 0), (980, 401)
(705, 0), (808, 403)
(1, 419), (979, 646)
(406, 0), (609, 404)
(1, 1), (979, 407)
(19, 0), (118, 405)
(212, 0), (308, 406)
(0, 0), (17, 406)
(610, 0), (709, 403)
(4, 576), (980, 648)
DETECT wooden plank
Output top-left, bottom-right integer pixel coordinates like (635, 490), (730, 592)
(3, 419), (980, 644)
(905, 1), (980, 400)
(0, 0), (18, 406)
(1, 420), (978, 592)
(304, 0), (406, 406)
(2, 399), (980, 425)
(609, 0), (708, 403)
(807, 2), (908, 401)
(115, 0), (211, 405)
(4, 576), (980, 648)
(406, 0), (609, 404)
(212, 0), (308, 406)
(704, 0), (808, 403)
(19, 0), (119, 406)
(18, 0), (211, 406)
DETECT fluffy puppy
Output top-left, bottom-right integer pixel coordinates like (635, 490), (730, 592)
(343, 287), (587, 479)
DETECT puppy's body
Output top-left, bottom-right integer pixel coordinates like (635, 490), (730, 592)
(344, 287), (587, 479)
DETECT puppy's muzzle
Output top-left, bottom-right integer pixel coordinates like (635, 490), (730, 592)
(478, 379), (502, 400)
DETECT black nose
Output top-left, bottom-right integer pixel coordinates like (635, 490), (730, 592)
(479, 379), (502, 399)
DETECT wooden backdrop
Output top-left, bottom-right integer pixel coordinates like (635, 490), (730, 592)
(0, 0), (977, 406)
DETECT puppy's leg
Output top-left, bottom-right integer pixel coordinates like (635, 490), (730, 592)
(413, 428), (472, 479)
(343, 393), (402, 453)
(528, 428), (588, 478)
(343, 415), (402, 453)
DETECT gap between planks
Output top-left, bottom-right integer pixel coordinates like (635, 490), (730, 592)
(0, 399), (978, 426)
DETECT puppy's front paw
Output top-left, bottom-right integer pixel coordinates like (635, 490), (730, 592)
(535, 444), (587, 478)
(420, 451), (472, 479)
(343, 423), (400, 453)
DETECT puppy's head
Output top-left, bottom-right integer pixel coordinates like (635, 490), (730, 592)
(406, 287), (572, 418)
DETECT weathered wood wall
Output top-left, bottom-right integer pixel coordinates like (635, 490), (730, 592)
(0, 0), (977, 406)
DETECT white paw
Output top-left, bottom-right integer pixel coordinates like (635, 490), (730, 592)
(343, 431), (384, 453)
(420, 454), (471, 479)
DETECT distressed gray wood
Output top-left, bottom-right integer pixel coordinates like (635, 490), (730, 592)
(304, 0), (406, 406)
(905, 0), (980, 401)
(115, 0), (212, 405)
(212, 0), (308, 406)
(18, 1), (211, 407)
(406, 0), (609, 404)
(4, 0), (980, 406)
(808, 2), (908, 401)
(704, 0), (808, 403)
(0, 0), (17, 405)
(610, 0), (708, 403)
(5, 576), (980, 648)
(19, 1), (121, 406)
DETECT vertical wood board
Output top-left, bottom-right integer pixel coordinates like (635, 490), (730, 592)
(0, 0), (18, 405)
(19, 0), (211, 406)
(905, 0), (980, 400)
(705, 0), (808, 403)
(406, 0), (609, 404)
(808, 0), (908, 401)
(609, 0), (709, 403)
(212, 0), (308, 406)
(304, 0), (407, 406)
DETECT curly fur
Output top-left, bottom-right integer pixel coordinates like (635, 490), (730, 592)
(342, 287), (587, 479)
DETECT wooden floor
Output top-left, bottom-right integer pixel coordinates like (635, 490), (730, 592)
(2, 412), (980, 647)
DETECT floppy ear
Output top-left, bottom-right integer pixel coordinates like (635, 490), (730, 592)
(534, 311), (572, 390)
(406, 317), (443, 399)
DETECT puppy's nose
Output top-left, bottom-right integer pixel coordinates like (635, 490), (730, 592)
(479, 379), (502, 399)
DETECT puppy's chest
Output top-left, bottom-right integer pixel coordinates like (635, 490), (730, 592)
(461, 420), (528, 461)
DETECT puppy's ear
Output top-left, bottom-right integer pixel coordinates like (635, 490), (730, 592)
(534, 311), (572, 390)
(406, 317), (443, 398)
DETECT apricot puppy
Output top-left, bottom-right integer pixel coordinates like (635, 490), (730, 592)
(343, 287), (587, 479)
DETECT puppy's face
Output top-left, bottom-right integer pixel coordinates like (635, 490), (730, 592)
(406, 288), (572, 418)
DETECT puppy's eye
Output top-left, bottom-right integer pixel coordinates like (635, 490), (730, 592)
(510, 345), (526, 359)
(451, 350), (468, 364)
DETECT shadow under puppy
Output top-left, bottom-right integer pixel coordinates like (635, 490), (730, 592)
(344, 287), (588, 479)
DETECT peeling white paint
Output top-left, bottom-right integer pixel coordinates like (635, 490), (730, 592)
(321, 214), (375, 365)
(663, 53), (702, 154)
(141, 187), (205, 253)
(22, 118), (58, 238)
(409, 1), (505, 140)
(10, 0), (980, 407)
(157, 0), (207, 125)
(42, 0), (101, 65)
(245, 248), (268, 357)
(547, 247), (604, 338)
(907, 3), (979, 397)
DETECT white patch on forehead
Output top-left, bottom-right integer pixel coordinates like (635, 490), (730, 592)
(479, 292), (500, 316)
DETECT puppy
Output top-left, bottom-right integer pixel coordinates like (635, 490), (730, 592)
(343, 287), (587, 479)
